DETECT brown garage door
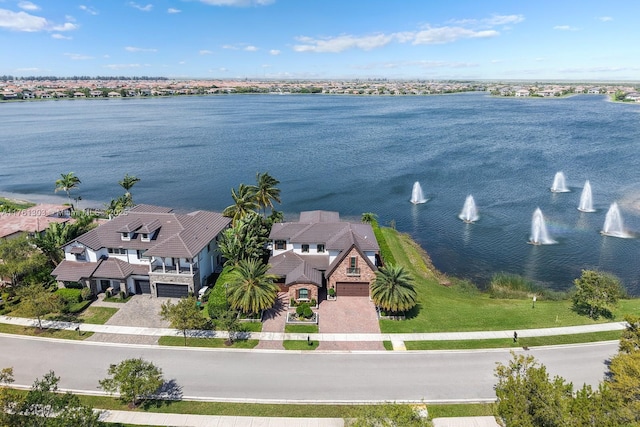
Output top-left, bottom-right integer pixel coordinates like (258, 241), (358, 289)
(336, 282), (370, 297)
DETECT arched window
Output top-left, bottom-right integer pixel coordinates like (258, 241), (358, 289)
(298, 288), (309, 300)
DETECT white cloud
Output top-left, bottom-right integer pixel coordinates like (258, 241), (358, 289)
(269, 49), (280, 55)
(553, 25), (579, 31)
(105, 63), (143, 70)
(412, 27), (498, 44)
(18, 1), (39, 11)
(294, 33), (395, 53)
(52, 33), (72, 40)
(244, 45), (258, 51)
(0, 9), (47, 31)
(125, 46), (158, 52)
(64, 53), (93, 60)
(79, 5), (99, 15)
(178, 61), (185, 64)
(198, 0), (274, 6)
(199, 49), (213, 55)
(16, 67), (41, 72)
(129, 2), (153, 12)
(485, 14), (524, 26)
(222, 44), (237, 50)
(598, 16), (613, 22)
(168, 8), (181, 13)
(51, 22), (77, 31)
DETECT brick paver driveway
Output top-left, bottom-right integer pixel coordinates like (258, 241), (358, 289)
(317, 296), (384, 351)
(86, 294), (172, 345)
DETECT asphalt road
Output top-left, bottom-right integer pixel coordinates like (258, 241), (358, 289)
(0, 335), (619, 403)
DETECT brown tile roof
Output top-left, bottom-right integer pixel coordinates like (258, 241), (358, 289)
(52, 260), (99, 282)
(52, 258), (149, 282)
(268, 252), (324, 286)
(93, 258), (135, 280)
(72, 206), (230, 258)
(0, 204), (72, 239)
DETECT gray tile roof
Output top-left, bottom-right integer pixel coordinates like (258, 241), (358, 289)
(268, 252), (325, 286)
(72, 206), (230, 259)
(52, 258), (149, 282)
(52, 260), (99, 282)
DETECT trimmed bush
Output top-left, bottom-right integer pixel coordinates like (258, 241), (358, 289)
(119, 290), (126, 300)
(66, 299), (92, 314)
(55, 288), (83, 304)
(80, 287), (93, 301)
(303, 306), (313, 319)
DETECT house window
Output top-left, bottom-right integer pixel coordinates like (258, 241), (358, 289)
(74, 253), (86, 261)
(137, 250), (150, 261)
(141, 233), (150, 242)
(317, 244), (325, 253)
(108, 248), (126, 255)
(350, 256), (357, 268)
(275, 240), (286, 250)
(121, 232), (130, 241)
(301, 244), (309, 253)
(298, 288), (309, 300)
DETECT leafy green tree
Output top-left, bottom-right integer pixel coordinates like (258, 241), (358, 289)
(0, 236), (49, 286)
(214, 306), (242, 345)
(16, 283), (64, 329)
(54, 172), (81, 209)
(607, 350), (640, 423)
(118, 173), (141, 205)
(217, 212), (269, 266)
(222, 183), (259, 225)
(360, 212), (377, 224)
(227, 258), (278, 314)
(619, 314), (640, 354)
(254, 172), (281, 217)
(160, 297), (207, 346)
(571, 270), (625, 319)
(99, 358), (164, 407)
(371, 264), (417, 313)
(33, 222), (71, 266)
(104, 194), (133, 217)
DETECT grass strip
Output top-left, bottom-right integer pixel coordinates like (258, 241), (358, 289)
(404, 330), (622, 350)
(0, 323), (93, 340)
(158, 336), (258, 349)
(285, 324), (318, 333)
(77, 307), (118, 325)
(283, 340), (319, 350)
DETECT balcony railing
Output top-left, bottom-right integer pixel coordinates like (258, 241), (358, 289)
(346, 267), (361, 276)
(151, 265), (198, 276)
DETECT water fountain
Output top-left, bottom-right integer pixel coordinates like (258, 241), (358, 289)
(529, 208), (556, 245)
(550, 171), (570, 193)
(577, 180), (595, 212)
(410, 181), (427, 204)
(601, 202), (631, 238)
(459, 195), (479, 223)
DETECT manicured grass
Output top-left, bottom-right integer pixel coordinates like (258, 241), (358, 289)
(404, 330), (623, 350)
(285, 324), (318, 333)
(77, 306), (118, 325)
(283, 340), (319, 350)
(383, 341), (393, 350)
(79, 393), (493, 420)
(240, 321), (263, 332)
(158, 336), (258, 349)
(0, 323), (93, 340)
(379, 227), (640, 333)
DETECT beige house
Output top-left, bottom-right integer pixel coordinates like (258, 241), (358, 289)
(268, 211), (380, 303)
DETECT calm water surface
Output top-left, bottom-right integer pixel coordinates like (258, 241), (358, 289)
(1, 93), (639, 293)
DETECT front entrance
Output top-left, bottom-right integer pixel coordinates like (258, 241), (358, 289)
(156, 283), (189, 298)
(335, 282), (369, 297)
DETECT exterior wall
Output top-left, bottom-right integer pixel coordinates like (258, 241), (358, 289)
(288, 283), (318, 303)
(149, 271), (198, 297)
(271, 240), (292, 256)
(327, 247), (377, 292)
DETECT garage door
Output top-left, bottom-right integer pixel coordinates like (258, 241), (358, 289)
(135, 280), (151, 294)
(156, 283), (189, 298)
(336, 282), (370, 297)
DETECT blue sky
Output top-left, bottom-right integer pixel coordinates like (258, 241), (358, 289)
(1, 0), (638, 80)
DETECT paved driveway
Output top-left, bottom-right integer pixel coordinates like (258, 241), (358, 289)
(317, 296), (383, 350)
(86, 295), (171, 345)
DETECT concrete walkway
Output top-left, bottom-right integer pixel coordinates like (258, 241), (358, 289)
(0, 315), (626, 343)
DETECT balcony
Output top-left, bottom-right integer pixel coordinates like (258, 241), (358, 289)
(346, 267), (361, 277)
(151, 265), (198, 276)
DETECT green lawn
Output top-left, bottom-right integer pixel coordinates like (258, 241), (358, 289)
(285, 324), (318, 333)
(0, 323), (93, 340)
(379, 228), (640, 333)
(240, 321), (263, 332)
(283, 340), (319, 350)
(158, 336), (258, 349)
(77, 306), (118, 324)
(0, 197), (35, 212)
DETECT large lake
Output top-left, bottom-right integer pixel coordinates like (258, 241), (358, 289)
(1, 93), (639, 293)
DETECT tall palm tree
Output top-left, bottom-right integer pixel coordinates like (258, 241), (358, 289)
(222, 183), (259, 225)
(54, 172), (81, 209)
(371, 264), (417, 313)
(254, 172), (281, 217)
(226, 258), (279, 314)
(118, 173), (141, 205)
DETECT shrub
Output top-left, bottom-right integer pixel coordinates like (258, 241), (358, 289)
(119, 290), (126, 300)
(303, 306), (313, 319)
(488, 272), (567, 301)
(105, 289), (112, 298)
(328, 288), (336, 297)
(290, 298), (297, 307)
(66, 299), (92, 314)
(55, 288), (82, 304)
(310, 298), (317, 307)
(80, 287), (93, 301)
(296, 303), (308, 317)
(65, 281), (84, 289)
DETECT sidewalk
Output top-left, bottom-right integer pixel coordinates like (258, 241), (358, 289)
(0, 315), (626, 342)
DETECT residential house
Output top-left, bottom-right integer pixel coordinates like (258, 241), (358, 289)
(52, 205), (230, 298)
(0, 204), (72, 240)
(267, 211), (380, 303)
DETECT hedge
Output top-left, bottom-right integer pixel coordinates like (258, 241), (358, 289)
(55, 288), (83, 304)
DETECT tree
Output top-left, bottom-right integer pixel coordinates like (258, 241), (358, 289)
(33, 222), (71, 267)
(160, 297), (207, 346)
(54, 172), (81, 209)
(619, 314), (640, 354)
(0, 236), (49, 286)
(104, 194), (133, 217)
(217, 212), (269, 266)
(226, 258), (278, 314)
(254, 172), (281, 217)
(118, 173), (141, 205)
(571, 270), (625, 319)
(371, 264), (417, 313)
(607, 350), (640, 423)
(360, 212), (377, 224)
(215, 306), (242, 345)
(16, 283), (64, 329)
(99, 358), (164, 407)
(222, 183), (259, 225)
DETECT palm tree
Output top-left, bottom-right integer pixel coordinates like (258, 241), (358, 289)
(371, 264), (417, 313)
(226, 258), (279, 315)
(54, 172), (81, 209)
(361, 212), (378, 224)
(222, 183), (259, 225)
(118, 174), (141, 205)
(254, 172), (281, 217)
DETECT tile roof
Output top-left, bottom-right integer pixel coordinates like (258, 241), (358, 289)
(52, 260), (99, 282)
(268, 252), (325, 286)
(52, 258), (149, 282)
(0, 204), (72, 239)
(71, 206), (230, 258)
